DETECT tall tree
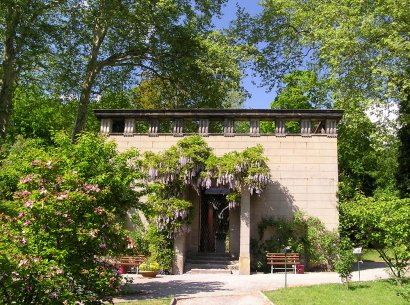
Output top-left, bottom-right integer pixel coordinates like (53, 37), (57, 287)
(239, 0), (406, 196)
(0, 0), (63, 139)
(52, 0), (247, 141)
(271, 70), (332, 110)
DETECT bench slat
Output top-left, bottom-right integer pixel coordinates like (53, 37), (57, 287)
(266, 253), (301, 274)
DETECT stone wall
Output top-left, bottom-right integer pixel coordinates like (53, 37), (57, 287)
(111, 133), (339, 235)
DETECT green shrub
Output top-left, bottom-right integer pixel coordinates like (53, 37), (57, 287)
(0, 133), (143, 304)
(255, 212), (339, 271)
(334, 238), (355, 287)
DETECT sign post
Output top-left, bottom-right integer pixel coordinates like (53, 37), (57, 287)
(282, 246), (291, 288)
(353, 247), (363, 281)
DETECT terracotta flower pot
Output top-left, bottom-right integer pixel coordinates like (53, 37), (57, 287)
(139, 271), (158, 278)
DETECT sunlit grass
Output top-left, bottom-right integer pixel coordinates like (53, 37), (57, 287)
(264, 281), (408, 305)
(115, 298), (171, 305)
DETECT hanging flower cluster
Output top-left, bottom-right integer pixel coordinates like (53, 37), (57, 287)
(200, 145), (271, 197)
(141, 136), (271, 235)
(150, 196), (193, 237)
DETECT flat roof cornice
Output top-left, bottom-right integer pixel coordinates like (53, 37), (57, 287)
(93, 109), (344, 120)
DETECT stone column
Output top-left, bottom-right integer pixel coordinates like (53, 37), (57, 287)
(173, 119), (184, 137)
(239, 189), (251, 275)
(326, 119), (337, 137)
(229, 206), (240, 257)
(100, 118), (112, 135)
(301, 119), (311, 137)
(124, 118), (135, 136)
(249, 119), (260, 137)
(198, 119), (209, 136)
(173, 234), (186, 274)
(224, 118), (234, 137)
(275, 119), (286, 137)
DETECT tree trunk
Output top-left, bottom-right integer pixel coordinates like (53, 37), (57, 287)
(0, 9), (19, 139)
(396, 90), (410, 197)
(71, 14), (107, 142)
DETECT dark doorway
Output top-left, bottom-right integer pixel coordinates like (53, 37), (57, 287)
(199, 194), (229, 253)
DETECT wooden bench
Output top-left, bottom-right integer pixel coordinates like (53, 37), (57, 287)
(117, 255), (146, 273)
(266, 253), (300, 274)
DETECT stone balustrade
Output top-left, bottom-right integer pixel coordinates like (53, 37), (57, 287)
(94, 109), (343, 137)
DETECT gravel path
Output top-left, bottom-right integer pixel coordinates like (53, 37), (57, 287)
(114, 262), (389, 305)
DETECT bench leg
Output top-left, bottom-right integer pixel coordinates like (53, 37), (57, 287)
(271, 265), (273, 274)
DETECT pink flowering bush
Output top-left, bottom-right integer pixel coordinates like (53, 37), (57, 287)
(0, 133), (143, 305)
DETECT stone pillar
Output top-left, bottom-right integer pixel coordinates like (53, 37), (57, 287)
(239, 189), (251, 275)
(301, 119), (311, 137)
(224, 118), (235, 137)
(229, 206), (240, 257)
(198, 119), (209, 136)
(326, 119), (337, 137)
(173, 234), (186, 274)
(149, 119), (159, 137)
(100, 118), (112, 135)
(249, 119), (260, 137)
(275, 119), (286, 137)
(173, 119), (184, 137)
(124, 118), (135, 136)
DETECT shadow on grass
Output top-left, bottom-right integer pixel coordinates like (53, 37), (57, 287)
(352, 261), (386, 271)
(119, 279), (225, 300)
(347, 283), (371, 291)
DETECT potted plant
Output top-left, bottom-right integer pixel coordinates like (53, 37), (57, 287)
(139, 257), (160, 278)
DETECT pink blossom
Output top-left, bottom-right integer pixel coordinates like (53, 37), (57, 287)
(56, 269), (64, 275)
(21, 237), (27, 245)
(18, 260), (29, 267)
(21, 190), (31, 196)
(89, 229), (98, 238)
(24, 200), (33, 209)
(83, 183), (100, 193)
(57, 194), (68, 200)
(46, 160), (53, 169)
(23, 220), (32, 227)
(31, 160), (41, 166)
(99, 243), (107, 250)
(17, 212), (25, 219)
(39, 188), (47, 195)
(19, 175), (33, 184)
(94, 207), (105, 216)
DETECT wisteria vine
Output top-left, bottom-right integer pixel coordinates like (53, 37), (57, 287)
(139, 135), (271, 235)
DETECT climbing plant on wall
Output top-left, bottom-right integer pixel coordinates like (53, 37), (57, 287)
(135, 135), (271, 270)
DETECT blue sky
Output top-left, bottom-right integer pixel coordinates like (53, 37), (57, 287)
(214, 1), (274, 109)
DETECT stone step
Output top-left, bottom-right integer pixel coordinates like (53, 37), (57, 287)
(186, 258), (237, 264)
(186, 268), (233, 275)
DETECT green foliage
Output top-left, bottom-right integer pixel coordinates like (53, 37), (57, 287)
(9, 86), (77, 143)
(334, 238), (354, 286)
(139, 258), (160, 272)
(0, 133), (143, 304)
(340, 195), (410, 280)
(0, 134), (144, 304)
(271, 70), (332, 110)
(254, 212), (338, 272)
(239, 0), (404, 198)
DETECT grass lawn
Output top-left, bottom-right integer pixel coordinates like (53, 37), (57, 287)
(361, 249), (393, 262)
(264, 281), (408, 305)
(115, 298), (171, 305)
